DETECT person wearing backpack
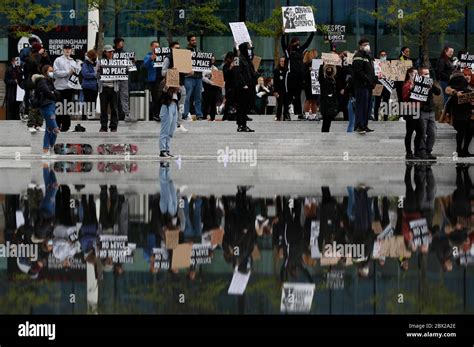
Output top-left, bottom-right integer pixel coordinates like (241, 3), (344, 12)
(34, 65), (60, 156)
(319, 64), (339, 132)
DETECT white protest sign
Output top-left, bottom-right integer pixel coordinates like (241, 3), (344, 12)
(311, 59), (322, 95)
(321, 52), (342, 66)
(282, 6), (316, 33)
(228, 267), (251, 295)
(229, 22), (252, 46)
(16, 85), (25, 102)
(280, 283), (315, 313)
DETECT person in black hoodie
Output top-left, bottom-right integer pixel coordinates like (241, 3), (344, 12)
(4, 56), (22, 120)
(34, 65), (60, 155)
(436, 46), (455, 104)
(273, 57), (289, 121)
(223, 51), (236, 121)
(445, 69), (473, 157)
(281, 32), (314, 120)
(352, 38), (376, 134)
(233, 42), (256, 132)
(319, 64), (339, 132)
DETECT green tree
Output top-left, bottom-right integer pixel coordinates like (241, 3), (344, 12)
(130, 0), (228, 44)
(0, 0), (62, 38)
(371, 0), (473, 66)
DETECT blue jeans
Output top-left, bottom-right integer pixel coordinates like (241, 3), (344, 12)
(159, 166), (177, 215)
(39, 167), (57, 218)
(159, 102), (178, 152)
(183, 198), (202, 240)
(183, 77), (203, 118)
(39, 102), (58, 150)
(440, 80), (449, 105)
(355, 88), (373, 130)
(347, 97), (356, 132)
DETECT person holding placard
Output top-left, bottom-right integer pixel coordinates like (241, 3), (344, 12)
(202, 57), (220, 121)
(273, 57), (289, 121)
(158, 71), (181, 158)
(113, 38), (134, 122)
(4, 56), (23, 120)
(373, 51), (391, 121)
(144, 41), (163, 122)
(319, 64), (339, 132)
(233, 42), (256, 132)
(255, 77), (271, 115)
(281, 32), (315, 120)
(183, 35), (204, 121)
(402, 68), (424, 160)
(97, 45), (119, 132)
(303, 49), (319, 121)
(53, 44), (76, 132)
(352, 38), (376, 134)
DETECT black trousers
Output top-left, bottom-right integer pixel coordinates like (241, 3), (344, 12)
(236, 87), (250, 127)
(100, 87), (118, 130)
(322, 114), (333, 132)
(202, 85), (219, 120)
(405, 118), (423, 155)
(453, 119), (474, 153)
(148, 80), (162, 120)
(6, 100), (21, 120)
(82, 89), (98, 120)
(57, 89), (74, 131)
(285, 87), (303, 116)
(373, 88), (391, 121)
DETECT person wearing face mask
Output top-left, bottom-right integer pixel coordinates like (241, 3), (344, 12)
(97, 45), (120, 132)
(417, 67), (441, 160)
(402, 68), (424, 160)
(33, 65), (60, 157)
(436, 46), (456, 104)
(352, 38), (377, 134)
(81, 50), (98, 121)
(4, 56), (23, 120)
(183, 35), (204, 121)
(373, 51), (392, 121)
(281, 31), (315, 120)
(273, 57), (289, 121)
(233, 42), (256, 132)
(53, 44), (77, 132)
(319, 64), (339, 132)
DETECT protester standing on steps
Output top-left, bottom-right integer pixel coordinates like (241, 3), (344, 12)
(436, 46), (456, 105)
(273, 57), (288, 121)
(303, 49), (319, 121)
(202, 56), (220, 121)
(113, 37), (135, 122)
(53, 44), (76, 132)
(418, 67), (440, 161)
(97, 45), (119, 132)
(281, 31), (314, 120)
(233, 42), (256, 133)
(319, 64), (338, 132)
(143, 41), (162, 122)
(4, 56), (22, 120)
(81, 50), (98, 121)
(352, 38), (376, 134)
(183, 35), (204, 121)
(34, 65), (60, 156)
(402, 68), (424, 160)
(395, 46), (411, 106)
(158, 78), (181, 158)
(373, 50), (391, 121)
(223, 52), (236, 121)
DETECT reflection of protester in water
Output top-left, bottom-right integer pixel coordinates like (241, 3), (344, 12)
(79, 195), (99, 263)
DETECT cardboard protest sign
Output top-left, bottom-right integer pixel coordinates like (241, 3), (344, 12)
(211, 70), (225, 88)
(372, 221), (383, 234)
(210, 227), (224, 246)
(171, 243), (193, 269)
(165, 68), (180, 88)
(391, 60), (413, 81)
(460, 52), (474, 70)
(409, 75), (433, 102)
(228, 267), (251, 295)
(229, 22), (252, 46)
(98, 235), (134, 263)
(172, 48), (193, 73)
(457, 91), (474, 104)
(323, 24), (346, 42)
(282, 6), (316, 33)
(99, 58), (129, 81)
(165, 229), (180, 249)
(153, 248), (170, 270)
(154, 47), (171, 68)
(380, 60), (393, 80)
(192, 51), (213, 73)
(372, 84), (384, 97)
(252, 55), (262, 72)
(321, 52), (341, 66)
(280, 283), (315, 313)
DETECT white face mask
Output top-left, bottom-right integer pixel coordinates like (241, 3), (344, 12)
(363, 45), (371, 53)
(380, 56), (387, 61)
(48, 71), (54, 79)
(423, 74), (430, 78)
(248, 49), (253, 57)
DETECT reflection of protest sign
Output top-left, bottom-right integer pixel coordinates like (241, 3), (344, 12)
(252, 55), (262, 72)
(409, 75), (433, 102)
(460, 52), (474, 70)
(165, 68), (180, 88)
(282, 6), (316, 33)
(372, 84), (384, 97)
(211, 70), (225, 88)
(192, 52), (213, 73)
(280, 283), (315, 313)
(409, 218), (431, 247)
(229, 22), (252, 46)
(323, 25), (346, 42)
(190, 244), (213, 266)
(165, 229), (180, 249)
(380, 78), (395, 93)
(153, 47), (171, 68)
(457, 92), (474, 104)
(228, 267), (251, 295)
(321, 52), (341, 66)
(99, 58), (129, 81)
(172, 49), (193, 73)
(326, 270), (344, 290)
(98, 235), (134, 263)
(153, 248), (170, 270)
(45, 253), (86, 281)
(171, 243), (193, 269)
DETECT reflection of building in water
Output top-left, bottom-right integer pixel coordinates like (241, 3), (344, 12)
(0, 164), (473, 314)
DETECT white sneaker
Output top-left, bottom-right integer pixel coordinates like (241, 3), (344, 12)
(177, 125), (189, 133)
(28, 127), (37, 133)
(36, 127), (45, 132)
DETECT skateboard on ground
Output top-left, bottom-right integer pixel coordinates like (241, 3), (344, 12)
(54, 161), (93, 173)
(97, 162), (138, 173)
(53, 144), (93, 155)
(97, 144), (138, 155)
